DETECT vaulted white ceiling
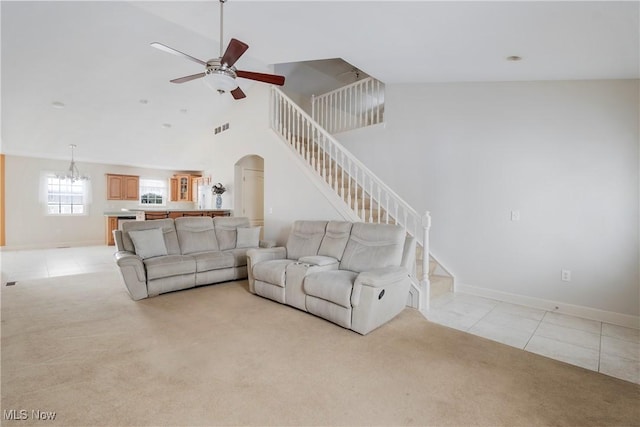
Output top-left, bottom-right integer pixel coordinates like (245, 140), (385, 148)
(2, 1), (638, 170)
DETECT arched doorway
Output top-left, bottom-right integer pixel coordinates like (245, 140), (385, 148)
(234, 155), (264, 231)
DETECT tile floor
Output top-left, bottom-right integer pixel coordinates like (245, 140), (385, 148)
(427, 292), (639, 384)
(1, 245), (638, 384)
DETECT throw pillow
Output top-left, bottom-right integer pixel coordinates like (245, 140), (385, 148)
(236, 226), (261, 249)
(128, 228), (168, 259)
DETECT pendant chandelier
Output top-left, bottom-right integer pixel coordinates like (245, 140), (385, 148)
(56, 144), (89, 182)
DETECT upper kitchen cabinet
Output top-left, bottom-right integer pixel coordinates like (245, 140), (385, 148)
(107, 174), (139, 200)
(170, 174), (201, 202)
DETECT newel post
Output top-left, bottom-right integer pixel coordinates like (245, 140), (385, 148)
(421, 211), (432, 313)
(311, 94), (316, 124)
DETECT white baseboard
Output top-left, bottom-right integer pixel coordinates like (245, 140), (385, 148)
(457, 282), (639, 330)
(1, 240), (104, 251)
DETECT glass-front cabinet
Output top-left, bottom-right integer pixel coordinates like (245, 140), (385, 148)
(170, 174), (201, 202)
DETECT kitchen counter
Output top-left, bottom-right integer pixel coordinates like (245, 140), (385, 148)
(104, 209), (232, 245)
(103, 211), (139, 218)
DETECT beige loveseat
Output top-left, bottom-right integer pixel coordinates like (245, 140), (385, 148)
(113, 216), (269, 300)
(247, 220), (416, 335)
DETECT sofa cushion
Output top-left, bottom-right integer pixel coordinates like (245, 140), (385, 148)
(318, 221), (352, 261)
(340, 223), (405, 273)
(304, 270), (358, 308)
(144, 255), (196, 280)
(175, 217), (219, 255)
(224, 248), (251, 267)
(128, 228), (168, 260)
(192, 251), (234, 272)
(286, 221), (328, 260)
(214, 217), (250, 250)
(236, 226), (261, 249)
(122, 219), (181, 255)
(252, 259), (296, 288)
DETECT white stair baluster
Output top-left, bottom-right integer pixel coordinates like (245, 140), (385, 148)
(403, 209), (408, 235)
(361, 174), (366, 220)
(369, 179), (373, 222)
(377, 186), (381, 224)
(340, 152), (345, 198)
(309, 122), (314, 168)
(286, 103), (290, 144)
(321, 135), (326, 180)
(347, 159), (352, 208)
(349, 85), (353, 130)
(293, 109), (298, 152)
(354, 167), (359, 215)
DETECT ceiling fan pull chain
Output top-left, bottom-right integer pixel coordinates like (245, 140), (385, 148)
(219, 0), (226, 58)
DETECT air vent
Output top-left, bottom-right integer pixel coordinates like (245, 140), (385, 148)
(214, 122), (230, 135)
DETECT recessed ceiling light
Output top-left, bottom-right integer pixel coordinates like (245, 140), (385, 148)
(506, 55), (522, 62)
(162, 123), (172, 128)
(139, 99), (149, 104)
(52, 101), (65, 109)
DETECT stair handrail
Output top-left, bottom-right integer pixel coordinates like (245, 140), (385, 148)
(272, 86), (432, 310)
(273, 87), (418, 233)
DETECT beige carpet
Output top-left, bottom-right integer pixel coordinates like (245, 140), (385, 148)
(1, 272), (638, 427)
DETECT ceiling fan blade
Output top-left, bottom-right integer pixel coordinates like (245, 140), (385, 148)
(231, 87), (246, 100)
(170, 72), (206, 84)
(221, 38), (249, 67)
(236, 70), (285, 86)
(151, 42), (207, 66)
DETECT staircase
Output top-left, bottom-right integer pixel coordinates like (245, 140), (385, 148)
(269, 85), (453, 312)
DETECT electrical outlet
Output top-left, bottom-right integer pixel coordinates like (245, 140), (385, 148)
(511, 210), (520, 221)
(561, 269), (571, 282)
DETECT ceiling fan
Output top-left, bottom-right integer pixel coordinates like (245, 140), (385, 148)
(151, 0), (285, 100)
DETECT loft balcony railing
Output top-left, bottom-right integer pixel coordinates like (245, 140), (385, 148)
(311, 77), (384, 134)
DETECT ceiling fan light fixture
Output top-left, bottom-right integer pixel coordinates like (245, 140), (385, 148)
(204, 69), (238, 93)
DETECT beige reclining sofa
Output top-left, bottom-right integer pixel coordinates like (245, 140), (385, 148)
(247, 220), (416, 335)
(114, 216), (269, 300)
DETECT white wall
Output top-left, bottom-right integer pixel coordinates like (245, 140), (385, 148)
(4, 156), (197, 249)
(339, 79), (639, 317)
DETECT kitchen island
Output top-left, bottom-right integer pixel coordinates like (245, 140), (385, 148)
(104, 209), (232, 245)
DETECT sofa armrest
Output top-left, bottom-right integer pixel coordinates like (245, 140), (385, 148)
(113, 229), (125, 252)
(259, 240), (275, 248)
(246, 246), (287, 264)
(246, 246), (287, 293)
(114, 251), (148, 300)
(351, 266), (409, 307)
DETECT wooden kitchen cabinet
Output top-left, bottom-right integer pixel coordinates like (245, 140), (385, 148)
(107, 174), (139, 200)
(105, 216), (118, 246)
(169, 174), (201, 202)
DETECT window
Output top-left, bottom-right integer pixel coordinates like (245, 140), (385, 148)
(139, 179), (167, 206)
(46, 177), (87, 215)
